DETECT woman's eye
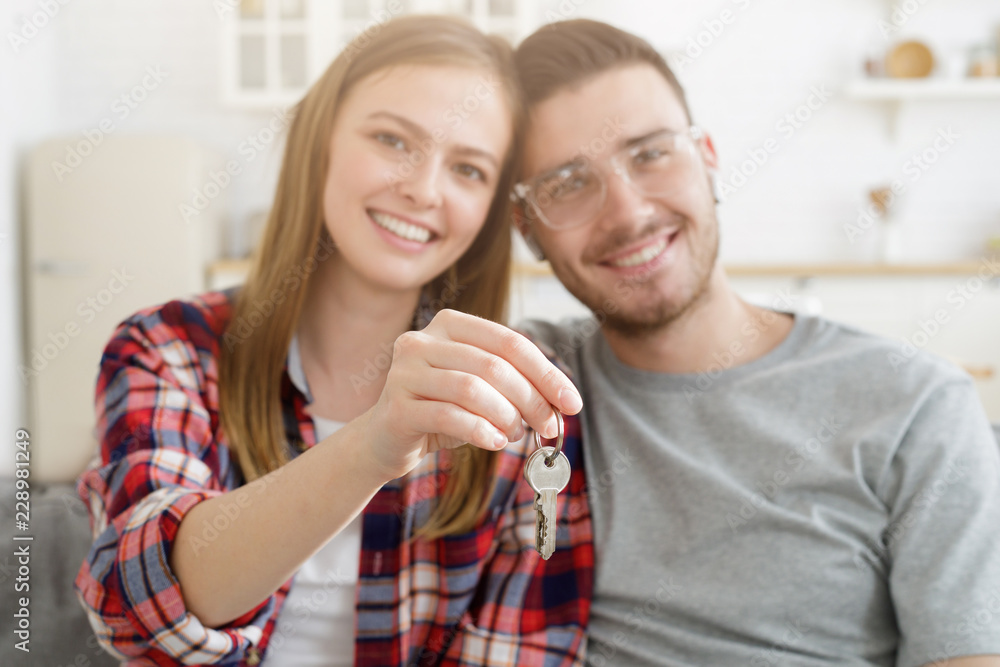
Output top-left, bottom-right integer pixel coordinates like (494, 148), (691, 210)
(454, 163), (487, 182)
(374, 132), (406, 151)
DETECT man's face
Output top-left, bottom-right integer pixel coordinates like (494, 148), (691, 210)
(520, 64), (720, 337)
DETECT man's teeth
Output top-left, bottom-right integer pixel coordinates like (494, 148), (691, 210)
(608, 237), (669, 268)
(371, 211), (432, 243)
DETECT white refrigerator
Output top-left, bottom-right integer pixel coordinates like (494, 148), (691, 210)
(22, 135), (223, 482)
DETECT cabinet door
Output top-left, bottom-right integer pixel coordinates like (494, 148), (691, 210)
(23, 136), (220, 481)
(223, 0), (534, 107)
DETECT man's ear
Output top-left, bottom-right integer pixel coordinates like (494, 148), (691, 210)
(697, 130), (721, 204)
(512, 205), (547, 262)
(699, 130), (719, 171)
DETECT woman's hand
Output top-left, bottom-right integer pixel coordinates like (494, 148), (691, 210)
(360, 309), (582, 483)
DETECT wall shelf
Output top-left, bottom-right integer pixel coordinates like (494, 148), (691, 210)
(208, 258), (1000, 284)
(513, 260), (1000, 278)
(845, 78), (1000, 101)
(845, 77), (1000, 139)
(722, 260), (1000, 277)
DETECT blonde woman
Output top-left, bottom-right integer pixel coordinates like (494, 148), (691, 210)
(74, 15), (583, 666)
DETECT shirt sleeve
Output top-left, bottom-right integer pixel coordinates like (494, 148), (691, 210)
(74, 311), (277, 664)
(879, 376), (1000, 667)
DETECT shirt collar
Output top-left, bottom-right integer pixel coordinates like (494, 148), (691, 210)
(287, 331), (314, 404)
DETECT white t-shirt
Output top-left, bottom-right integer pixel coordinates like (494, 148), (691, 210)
(263, 334), (362, 665)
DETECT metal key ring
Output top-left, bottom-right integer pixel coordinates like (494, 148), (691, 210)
(532, 406), (564, 467)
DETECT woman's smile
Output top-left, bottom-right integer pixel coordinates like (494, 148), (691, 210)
(368, 209), (438, 251)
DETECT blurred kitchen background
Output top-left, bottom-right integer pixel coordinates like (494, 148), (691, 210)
(2, 0), (1000, 482)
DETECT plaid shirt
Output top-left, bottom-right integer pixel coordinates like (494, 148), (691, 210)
(74, 286), (594, 667)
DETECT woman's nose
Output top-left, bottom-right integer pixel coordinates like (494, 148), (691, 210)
(394, 154), (444, 209)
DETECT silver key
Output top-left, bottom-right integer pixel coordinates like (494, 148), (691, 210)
(524, 445), (571, 560)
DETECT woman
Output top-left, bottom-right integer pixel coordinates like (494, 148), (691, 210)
(73, 15), (583, 666)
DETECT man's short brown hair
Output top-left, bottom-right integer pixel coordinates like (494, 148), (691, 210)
(513, 19), (693, 122)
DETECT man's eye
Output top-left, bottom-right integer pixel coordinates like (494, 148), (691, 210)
(454, 163), (486, 182)
(633, 143), (674, 166)
(544, 171), (593, 200)
(375, 132), (407, 151)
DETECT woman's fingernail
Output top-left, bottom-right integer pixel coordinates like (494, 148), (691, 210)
(494, 430), (508, 449)
(560, 386), (583, 414)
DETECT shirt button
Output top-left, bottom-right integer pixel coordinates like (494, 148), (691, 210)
(246, 647), (261, 666)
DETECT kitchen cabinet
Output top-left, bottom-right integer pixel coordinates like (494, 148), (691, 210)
(221, 0), (533, 108)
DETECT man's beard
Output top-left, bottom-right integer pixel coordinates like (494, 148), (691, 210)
(560, 213), (720, 340)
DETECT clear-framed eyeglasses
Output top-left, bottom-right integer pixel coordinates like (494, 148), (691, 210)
(510, 126), (704, 231)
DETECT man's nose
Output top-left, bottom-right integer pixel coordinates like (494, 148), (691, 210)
(598, 166), (655, 229)
(395, 154), (444, 209)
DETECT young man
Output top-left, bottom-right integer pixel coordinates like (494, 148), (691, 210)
(511, 19), (1000, 667)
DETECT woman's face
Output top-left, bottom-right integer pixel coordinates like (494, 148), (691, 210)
(322, 64), (512, 294)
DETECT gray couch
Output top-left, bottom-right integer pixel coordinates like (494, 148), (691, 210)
(4, 424), (1000, 666)
(0, 478), (118, 666)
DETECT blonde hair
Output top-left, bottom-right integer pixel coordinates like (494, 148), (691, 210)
(219, 15), (524, 539)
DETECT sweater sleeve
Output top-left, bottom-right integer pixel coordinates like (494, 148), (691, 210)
(74, 305), (278, 665)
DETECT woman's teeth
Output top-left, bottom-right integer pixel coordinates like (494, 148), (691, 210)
(371, 211), (432, 243)
(609, 236), (669, 268)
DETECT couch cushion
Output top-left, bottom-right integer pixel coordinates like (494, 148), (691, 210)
(0, 478), (118, 665)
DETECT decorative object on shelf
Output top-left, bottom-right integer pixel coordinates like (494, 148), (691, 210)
(968, 44), (999, 78)
(864, 55), (884, 78)
(869, 186), (903, 264)
(886, 40), (935, 78)
(944, 48), (969, 80)
(863, 40), (885, 78)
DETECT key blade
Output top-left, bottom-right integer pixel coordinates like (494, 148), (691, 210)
(539, 489), (558, 559)
(533, 494), (547, 554)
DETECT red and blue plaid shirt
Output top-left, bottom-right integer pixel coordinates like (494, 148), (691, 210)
(74, 286), (594, 666)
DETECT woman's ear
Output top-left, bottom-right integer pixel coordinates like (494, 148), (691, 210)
(512, 206), (546, 261)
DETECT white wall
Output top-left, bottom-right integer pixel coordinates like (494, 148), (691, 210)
(573, 0), (1000, 263)
(2, 0), (58, 477)
(3, 0), (999, 473)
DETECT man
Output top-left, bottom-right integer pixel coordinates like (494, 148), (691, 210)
(510, 19), (1000, 667)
